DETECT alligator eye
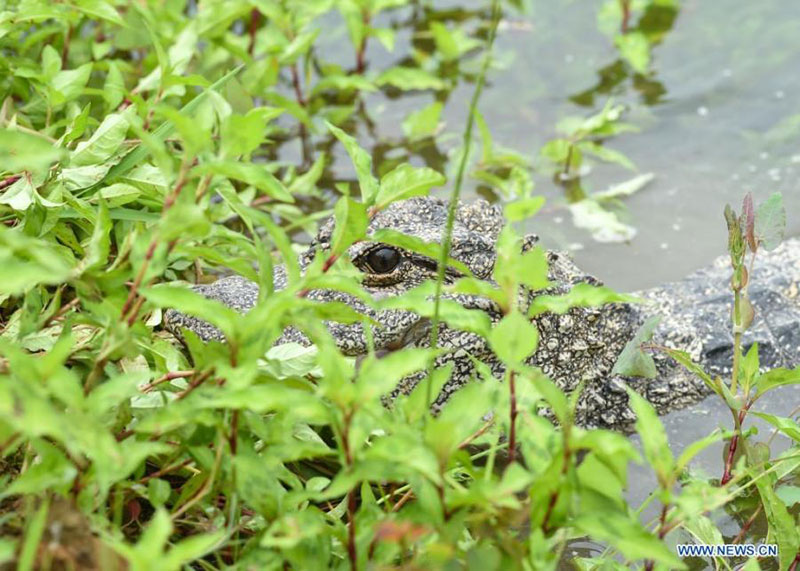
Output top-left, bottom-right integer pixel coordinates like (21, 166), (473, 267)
(365, 247), (401, 274)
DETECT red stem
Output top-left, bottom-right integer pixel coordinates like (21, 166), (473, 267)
(720, 404), (750, 485)
(290, 64), (306, 107)
(355, 10), (370, 74)
(247, 9), (260, 56)
(620, 0), (631, 34)
(644, 504), (670, 571)
(141, 370), (195, 392)
(507, 370), (518, 463)
(0, 174), (21, 190)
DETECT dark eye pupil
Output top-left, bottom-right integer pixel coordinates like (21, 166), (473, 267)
(367, 247), (400, 273)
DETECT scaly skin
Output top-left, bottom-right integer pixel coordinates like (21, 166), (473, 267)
(164, 197), (800, 431)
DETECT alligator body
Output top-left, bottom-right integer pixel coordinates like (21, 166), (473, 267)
(164, 197), (800, 431)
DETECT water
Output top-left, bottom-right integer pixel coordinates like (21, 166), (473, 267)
(308, 0), (800, 291)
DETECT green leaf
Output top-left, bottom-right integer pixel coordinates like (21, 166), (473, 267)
(675, 430), (724, 473)
(776, 485), (800, 508)
(74, 0), (125, 26)
(0, 230), (74, 295)
(504, 197), (545, 222)
(330, 196), (368, 255)
(356, 348), (437, 399)
(375, 164), (445, 210)
(142, 284), (240, 339)
(51, 63), (93, 104)
(402, 101), (443, 140)
(100, 65), (243, 186)
(2, 440), (77, 497)
(41, 45), (61, 79)
(611, 316), (659, 378)
(572, 507), (685, 569)
(751, 412), (800, 443)
(593, 173), (655, 200)
(103, 61), (126, 109)
(313, 74), (376, 94)
(220, 107), (283, 158)
(279, 29), (319, 64)
(578, 141), (635, 170)
(626, 388), (675, 487)
(755, 366), (800, 398)
(539, 138), (572, 163)
(325, 121), (378, 203)
(198, 161), (293, 202)
(70, 112), (130, 166)
(489, 311), (539, 365)
(529, 284), (636, 316)
(614, 32), (650, 74)
(661, 347), (720, 396)
(0, 130), (66, 173)
(746, 447), (800, 570)
(82, 199), (112, 271)
(375, 67), (448, 91)
(755, 192), (785, 251)
(569, 199), (637, 243)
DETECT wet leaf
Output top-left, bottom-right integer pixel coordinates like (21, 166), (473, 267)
(611, 316), (660, 379)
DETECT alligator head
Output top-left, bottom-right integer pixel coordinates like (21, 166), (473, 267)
(164, 197), (650, 426)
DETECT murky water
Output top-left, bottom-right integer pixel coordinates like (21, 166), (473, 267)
(301, 2), (800, 563)
(309, 0), (800, 291)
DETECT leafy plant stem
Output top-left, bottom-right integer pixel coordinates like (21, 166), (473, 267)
(339, 408), (358, 571)
(644, 503), (670, 571)
(247, 9), (260, 56)
(120, 158), (191, 321)
(171, 432), (224, 520)
(61, 23), (72, 67)
(562, 142), (574, 178)
(290, 63), (307, 107)
(721, 402), (750, 485)
(788, 553), (800, 571)
(731, 288), (742, 394)
(141, 370), (195, 392)
(507, 369), (518, 463)
(426, 0), (501, 407)
(542, 429), (571, 533)
(138, 458), (193, 484)
(731, 504), (762, 544)
(355, 9), (370, 74)
(619, 0), (631, 33)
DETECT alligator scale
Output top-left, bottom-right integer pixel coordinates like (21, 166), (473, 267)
(165, 197), (800, 430)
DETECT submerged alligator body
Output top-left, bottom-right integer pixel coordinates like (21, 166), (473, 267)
(164, 197), (800, 431)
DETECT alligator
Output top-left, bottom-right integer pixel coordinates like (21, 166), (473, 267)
(164, 197), (800, 431)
